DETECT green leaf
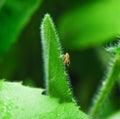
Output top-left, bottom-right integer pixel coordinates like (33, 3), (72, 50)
(106, 42), (120, 54)
(106, 46), (120, 54)
(0, 0), (42, 56)
(59, 0), (120, 49)
(0, 81), (89, 119)
(41, 14), (73, 102)
(107, 111), (120, 119)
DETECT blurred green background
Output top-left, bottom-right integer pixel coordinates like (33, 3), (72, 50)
(0, 0), (120, 118)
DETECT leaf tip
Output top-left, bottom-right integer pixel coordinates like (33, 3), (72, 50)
(40, 13), (52, 37)
(44, 13), (51, 19)
(41, 13), (51, 25)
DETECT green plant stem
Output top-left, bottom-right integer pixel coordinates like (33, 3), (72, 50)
(89, 54), (120, 118)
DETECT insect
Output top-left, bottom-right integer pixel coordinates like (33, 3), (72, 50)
(63, 52), (70, 67)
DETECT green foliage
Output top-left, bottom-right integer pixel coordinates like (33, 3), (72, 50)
(0, 0), (42, 56)
(59, 0), (120, 49)
(0, 81), (88, 119)
(106, 46), (120, 54)
(41, 14), (73, 102)
(107, 111), (120, 119)
(0, 0), (120, 118)
(0, 14), (89, 119)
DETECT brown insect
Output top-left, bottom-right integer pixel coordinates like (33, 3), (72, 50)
(63, 52), (70, 67)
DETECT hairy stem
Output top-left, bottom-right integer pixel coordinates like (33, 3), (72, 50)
(89, 54), (120, 118)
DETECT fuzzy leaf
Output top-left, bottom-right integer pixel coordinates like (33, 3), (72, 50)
(41, 14), (73, 102)
(107, 111), (120, 119)
(0, 81), (89, 119)
(59, 0), (120, 49)
(106, 46), (120, 54)
(0, 0), (42, 56)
